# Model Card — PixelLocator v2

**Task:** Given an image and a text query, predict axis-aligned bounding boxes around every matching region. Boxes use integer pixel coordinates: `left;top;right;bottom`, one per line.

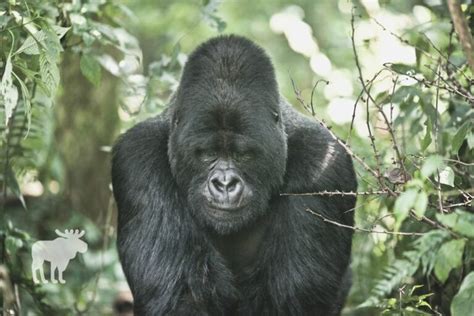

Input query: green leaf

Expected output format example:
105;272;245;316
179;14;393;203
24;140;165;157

394;188;418;229
5;165;26;209
413;191;428;218
452;121;472;153
5;235;23;256
389;63;417;75
451;272;474;316
80;54;102;86
436;210;474;238
421;118;432;151
467;132;474;149
39;51;60;97
15;26;70;55
421;155;444;178
434;239;466;283
13;73;32;129
437;166;455;187
1;54;18;125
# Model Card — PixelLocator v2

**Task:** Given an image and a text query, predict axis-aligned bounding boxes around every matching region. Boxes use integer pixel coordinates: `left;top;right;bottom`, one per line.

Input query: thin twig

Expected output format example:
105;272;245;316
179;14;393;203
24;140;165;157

305;208;426;236
433;62;446;213
281;190;398;197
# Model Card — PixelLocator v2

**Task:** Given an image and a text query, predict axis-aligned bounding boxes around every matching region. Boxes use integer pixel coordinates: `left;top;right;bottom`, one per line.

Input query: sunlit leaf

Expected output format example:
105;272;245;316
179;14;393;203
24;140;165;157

421;155;444;178
452;121;471;153
1;54;18;125
394;188;418;229
413;191;428;218
15;26;70;55
436;166;454;187
39;52;60;97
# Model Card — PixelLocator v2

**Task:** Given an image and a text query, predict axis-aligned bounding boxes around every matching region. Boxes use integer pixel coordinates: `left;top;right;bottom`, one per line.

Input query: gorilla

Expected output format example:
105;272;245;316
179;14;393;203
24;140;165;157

112;35;357;315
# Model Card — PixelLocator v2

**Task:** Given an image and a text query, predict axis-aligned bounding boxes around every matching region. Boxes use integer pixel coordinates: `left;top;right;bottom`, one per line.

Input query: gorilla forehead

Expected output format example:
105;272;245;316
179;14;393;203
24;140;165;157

176;35;279;111
180;104;272;148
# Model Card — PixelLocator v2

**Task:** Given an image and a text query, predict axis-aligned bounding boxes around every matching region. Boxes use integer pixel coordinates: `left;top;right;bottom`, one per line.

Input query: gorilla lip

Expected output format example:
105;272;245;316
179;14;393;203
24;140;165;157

207;204;244;213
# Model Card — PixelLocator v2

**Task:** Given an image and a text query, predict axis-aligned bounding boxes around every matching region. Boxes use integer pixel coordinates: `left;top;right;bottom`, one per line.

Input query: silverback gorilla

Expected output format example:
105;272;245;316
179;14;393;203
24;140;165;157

112;35;357;315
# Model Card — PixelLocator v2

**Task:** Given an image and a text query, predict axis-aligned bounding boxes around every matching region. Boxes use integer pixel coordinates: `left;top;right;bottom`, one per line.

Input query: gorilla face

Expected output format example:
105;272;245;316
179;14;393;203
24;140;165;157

166;36;289;234
169;99;287;234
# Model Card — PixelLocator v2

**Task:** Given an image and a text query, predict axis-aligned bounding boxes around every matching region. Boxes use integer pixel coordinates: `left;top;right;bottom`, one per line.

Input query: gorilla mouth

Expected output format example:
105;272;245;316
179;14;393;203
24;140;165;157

204;202;252;221
207;203;245;214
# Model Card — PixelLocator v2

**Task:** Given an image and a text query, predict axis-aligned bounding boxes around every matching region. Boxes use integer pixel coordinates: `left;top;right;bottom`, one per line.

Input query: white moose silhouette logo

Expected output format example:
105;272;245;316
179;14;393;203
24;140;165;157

31;229;88;284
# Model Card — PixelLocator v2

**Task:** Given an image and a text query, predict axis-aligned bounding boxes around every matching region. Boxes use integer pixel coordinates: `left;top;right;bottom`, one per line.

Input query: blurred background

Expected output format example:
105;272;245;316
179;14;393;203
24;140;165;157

0;0;473;315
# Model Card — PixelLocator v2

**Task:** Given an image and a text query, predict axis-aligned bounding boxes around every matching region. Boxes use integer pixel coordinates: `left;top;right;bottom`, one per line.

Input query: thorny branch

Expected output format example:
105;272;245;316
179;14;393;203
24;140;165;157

305;208;426;236
286;9;473;237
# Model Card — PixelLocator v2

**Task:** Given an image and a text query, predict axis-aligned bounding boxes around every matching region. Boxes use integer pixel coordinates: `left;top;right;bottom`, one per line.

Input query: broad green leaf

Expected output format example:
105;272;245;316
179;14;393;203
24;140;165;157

451;272;474;316
39;52;60;97
1;54;18;125
413;191;428;218
80;54;102;86
434;239;466;283
394;188;418;229
421;118;432;151
436;212;457;228
452;121;472;153
15;26;70;55
436;210;474;238
437;166;455;187
421;155;444;178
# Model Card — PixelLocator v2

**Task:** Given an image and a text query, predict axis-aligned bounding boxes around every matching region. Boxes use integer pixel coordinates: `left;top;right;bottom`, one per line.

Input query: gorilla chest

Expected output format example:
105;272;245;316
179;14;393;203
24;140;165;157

209;220;267;273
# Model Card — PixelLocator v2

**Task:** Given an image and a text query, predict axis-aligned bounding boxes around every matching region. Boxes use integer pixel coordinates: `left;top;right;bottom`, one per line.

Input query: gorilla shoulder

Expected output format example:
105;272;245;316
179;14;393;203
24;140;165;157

280;99;357;195
111;113;171;219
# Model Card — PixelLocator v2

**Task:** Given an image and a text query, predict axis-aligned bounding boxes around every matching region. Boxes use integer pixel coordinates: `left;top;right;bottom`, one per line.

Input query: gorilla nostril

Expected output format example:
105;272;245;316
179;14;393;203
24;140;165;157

208;170;244;203
211;177;225;192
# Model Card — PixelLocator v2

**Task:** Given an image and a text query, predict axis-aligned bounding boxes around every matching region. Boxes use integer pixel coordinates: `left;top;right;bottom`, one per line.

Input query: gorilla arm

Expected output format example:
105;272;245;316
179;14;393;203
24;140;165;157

112;114;237;315
256;99;357;315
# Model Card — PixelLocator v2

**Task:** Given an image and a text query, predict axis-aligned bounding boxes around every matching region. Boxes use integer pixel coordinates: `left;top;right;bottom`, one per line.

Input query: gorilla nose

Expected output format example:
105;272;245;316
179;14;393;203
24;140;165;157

208;169;243;205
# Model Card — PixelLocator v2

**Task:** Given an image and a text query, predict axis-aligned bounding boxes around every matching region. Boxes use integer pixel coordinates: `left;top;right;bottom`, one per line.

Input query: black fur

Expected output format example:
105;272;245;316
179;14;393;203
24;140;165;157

112;35;357;315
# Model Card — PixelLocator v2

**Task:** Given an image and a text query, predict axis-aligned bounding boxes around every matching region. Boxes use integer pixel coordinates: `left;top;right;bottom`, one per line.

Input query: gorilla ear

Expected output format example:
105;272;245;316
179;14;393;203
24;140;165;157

273;111;280;123
170;108;180;129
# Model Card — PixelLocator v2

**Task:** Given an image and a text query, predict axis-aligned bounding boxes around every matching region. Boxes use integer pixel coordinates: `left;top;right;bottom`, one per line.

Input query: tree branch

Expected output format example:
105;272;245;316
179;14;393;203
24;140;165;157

447;0;474;71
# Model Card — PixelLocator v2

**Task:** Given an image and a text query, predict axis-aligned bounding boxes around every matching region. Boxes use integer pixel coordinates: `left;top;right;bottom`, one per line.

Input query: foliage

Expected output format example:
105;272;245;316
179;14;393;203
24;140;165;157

345;3;474;315
0;0;473;315
0;0;148;314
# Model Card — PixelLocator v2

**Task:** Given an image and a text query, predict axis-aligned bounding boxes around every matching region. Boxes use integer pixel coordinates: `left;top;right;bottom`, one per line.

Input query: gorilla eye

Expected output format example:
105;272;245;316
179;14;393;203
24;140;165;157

234;151;254;162
196;149;218;163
